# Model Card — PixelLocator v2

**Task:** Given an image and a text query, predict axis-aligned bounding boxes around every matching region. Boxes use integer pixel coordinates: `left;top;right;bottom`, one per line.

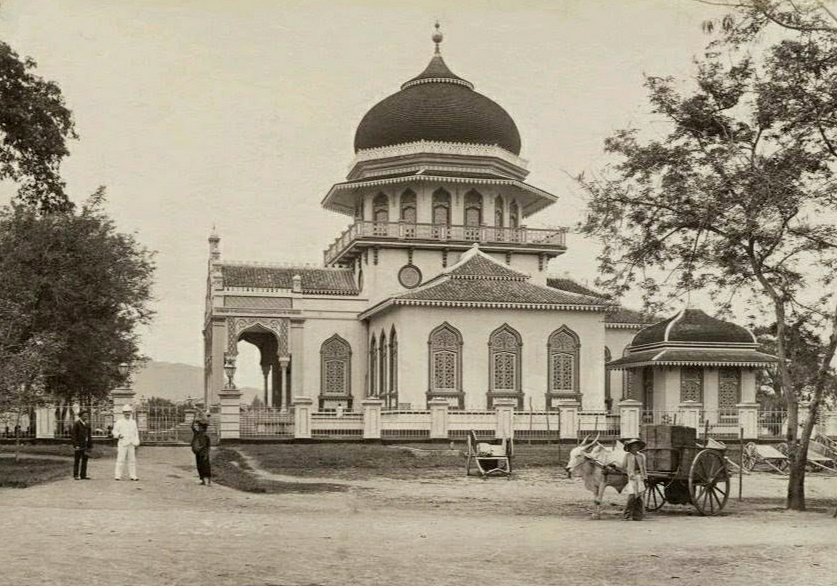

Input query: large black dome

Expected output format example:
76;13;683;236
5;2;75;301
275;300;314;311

353;52;521;155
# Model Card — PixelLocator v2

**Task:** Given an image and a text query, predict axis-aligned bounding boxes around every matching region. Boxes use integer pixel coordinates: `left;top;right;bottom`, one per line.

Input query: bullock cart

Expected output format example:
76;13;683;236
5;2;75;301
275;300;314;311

741;442;788;474
642;425;730;516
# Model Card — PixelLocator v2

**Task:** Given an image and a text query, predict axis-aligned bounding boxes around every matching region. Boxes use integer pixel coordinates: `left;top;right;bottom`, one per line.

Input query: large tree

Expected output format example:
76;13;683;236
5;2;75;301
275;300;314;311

0;41;76;213
0;189;155;404
579;7;837;508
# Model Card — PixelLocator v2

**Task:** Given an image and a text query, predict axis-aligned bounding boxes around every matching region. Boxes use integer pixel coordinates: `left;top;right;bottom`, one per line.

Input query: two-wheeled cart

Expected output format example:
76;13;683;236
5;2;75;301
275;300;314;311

642;425;730;516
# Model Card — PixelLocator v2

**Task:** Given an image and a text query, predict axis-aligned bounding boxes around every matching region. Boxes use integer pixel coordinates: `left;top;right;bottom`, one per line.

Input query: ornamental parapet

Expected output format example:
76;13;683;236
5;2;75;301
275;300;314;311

324;220;567;265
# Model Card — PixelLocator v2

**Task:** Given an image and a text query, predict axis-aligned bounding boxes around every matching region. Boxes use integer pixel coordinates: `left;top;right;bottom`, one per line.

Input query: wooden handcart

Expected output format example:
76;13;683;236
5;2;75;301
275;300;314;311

741;442;788;474
465;430;513;479
642;426;730;516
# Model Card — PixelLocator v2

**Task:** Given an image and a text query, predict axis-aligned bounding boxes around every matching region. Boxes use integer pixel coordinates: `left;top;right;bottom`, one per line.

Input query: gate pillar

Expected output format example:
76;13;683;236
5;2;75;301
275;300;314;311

218;388;242;440
737;402;759;440
428;398;450;439
619;399;642;439
35;406;56;439
362;398;384;440
494;398;516;440
293;396;313;439
678;401;701;430
556;399;580;440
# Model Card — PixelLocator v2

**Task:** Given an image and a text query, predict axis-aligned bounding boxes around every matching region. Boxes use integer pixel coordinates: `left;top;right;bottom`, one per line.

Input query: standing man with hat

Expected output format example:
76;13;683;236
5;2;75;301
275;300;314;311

622;438;648;520
71;409;93;480
112;404;141;481
190;411;212;485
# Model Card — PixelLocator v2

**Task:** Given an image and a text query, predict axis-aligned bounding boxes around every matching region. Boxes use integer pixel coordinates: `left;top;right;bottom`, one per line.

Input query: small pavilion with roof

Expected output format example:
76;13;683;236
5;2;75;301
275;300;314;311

607;308;777;432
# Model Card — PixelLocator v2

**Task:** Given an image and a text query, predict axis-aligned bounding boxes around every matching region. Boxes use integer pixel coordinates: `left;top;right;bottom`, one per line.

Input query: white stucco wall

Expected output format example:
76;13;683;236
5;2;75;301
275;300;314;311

368;305;607;411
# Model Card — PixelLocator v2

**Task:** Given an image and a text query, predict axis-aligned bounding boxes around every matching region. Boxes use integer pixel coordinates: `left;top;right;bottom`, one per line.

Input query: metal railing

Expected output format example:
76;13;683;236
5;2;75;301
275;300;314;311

240;407;294;439
324;220;567;264
310;411;363;440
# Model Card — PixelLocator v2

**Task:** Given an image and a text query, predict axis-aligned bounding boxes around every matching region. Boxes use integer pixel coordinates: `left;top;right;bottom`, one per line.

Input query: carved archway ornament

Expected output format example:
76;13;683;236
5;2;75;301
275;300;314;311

227;317;290;357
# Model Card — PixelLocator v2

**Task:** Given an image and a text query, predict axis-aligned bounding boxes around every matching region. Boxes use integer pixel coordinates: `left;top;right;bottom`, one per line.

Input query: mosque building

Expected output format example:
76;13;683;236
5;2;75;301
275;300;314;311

203;27;770;430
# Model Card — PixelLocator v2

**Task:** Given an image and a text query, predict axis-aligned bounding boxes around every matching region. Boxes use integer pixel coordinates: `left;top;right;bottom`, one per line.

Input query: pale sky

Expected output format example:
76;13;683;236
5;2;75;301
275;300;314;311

1;0;728;383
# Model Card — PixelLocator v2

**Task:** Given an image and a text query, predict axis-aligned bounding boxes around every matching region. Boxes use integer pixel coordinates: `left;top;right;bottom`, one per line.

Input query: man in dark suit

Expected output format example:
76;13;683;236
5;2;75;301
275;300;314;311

71;410;93;480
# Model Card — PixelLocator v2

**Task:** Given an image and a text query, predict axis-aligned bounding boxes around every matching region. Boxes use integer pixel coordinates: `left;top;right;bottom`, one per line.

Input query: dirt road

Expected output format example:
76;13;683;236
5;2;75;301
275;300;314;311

1;447;834;586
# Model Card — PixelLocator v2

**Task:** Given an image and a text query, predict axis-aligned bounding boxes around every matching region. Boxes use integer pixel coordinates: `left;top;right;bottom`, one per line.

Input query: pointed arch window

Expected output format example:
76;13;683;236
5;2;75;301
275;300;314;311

389;328;398;409
379;331;388;399
546;326;580;408
400;189;417;237
320;335;352;409
494;195;505;240
427;322;464;408
487;324;523;408
604;346;613;411
354;198;365;220
464;190;483;241
432;188;451;239
509;200;520;242
369;335;378;397
373;193;389;235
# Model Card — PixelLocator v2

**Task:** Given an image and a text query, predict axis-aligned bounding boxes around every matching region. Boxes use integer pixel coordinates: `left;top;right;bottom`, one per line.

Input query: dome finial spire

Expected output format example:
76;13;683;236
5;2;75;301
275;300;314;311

432;21;443;54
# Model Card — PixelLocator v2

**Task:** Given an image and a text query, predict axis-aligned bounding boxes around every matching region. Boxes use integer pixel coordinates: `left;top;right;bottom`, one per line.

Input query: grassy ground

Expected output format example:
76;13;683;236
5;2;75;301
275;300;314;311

210;448;348;494
0;443;113;458
227;442;568;480
0;457;70;488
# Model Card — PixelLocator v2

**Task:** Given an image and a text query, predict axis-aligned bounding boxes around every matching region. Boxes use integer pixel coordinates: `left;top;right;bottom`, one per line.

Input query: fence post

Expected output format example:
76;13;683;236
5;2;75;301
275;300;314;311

678;400;701;430
556;399;580;440
218;389;242;440
428;398;450;439
293;396;313;439
35;405;56;439
619;398;642;439
494;398;516;440
362;398;384;440
737;402;759;440
110;388;136;419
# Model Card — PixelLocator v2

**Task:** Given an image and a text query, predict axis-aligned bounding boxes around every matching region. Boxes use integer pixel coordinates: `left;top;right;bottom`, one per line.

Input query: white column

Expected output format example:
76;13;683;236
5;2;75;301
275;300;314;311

619;398;642;439
293;396;313;439
279;358;290;413
428;398;449;439
262;364;271;407
737;402;759;439
678;400;702;430
218;389;242;440
494;398;516;440
362;398;384;440
556;399;580;440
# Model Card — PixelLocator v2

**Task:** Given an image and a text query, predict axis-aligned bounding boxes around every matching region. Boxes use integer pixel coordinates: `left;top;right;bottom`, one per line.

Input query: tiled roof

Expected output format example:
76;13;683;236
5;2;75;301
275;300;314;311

221;265;358;295
360;246;609;318
547;277;606;298
445;251;529;280
605;307;658;325
632;308;755;347
608;348;777;369
397;278;608;305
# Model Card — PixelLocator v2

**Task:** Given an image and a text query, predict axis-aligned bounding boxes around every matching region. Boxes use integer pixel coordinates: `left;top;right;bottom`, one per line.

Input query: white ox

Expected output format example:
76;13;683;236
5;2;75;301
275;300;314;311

565;436;629;519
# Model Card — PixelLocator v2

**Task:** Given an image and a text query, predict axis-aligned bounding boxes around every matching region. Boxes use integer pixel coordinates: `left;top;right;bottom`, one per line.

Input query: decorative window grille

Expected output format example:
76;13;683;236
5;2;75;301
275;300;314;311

320;335;352;399
428;323;462;397
680;367;704;403
718;368;740;422
464;190;482;241
547;327;579;399
488;325;521;400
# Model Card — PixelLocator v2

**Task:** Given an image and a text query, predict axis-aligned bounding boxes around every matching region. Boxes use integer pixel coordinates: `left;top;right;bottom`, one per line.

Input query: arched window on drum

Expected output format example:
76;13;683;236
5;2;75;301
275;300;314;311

373;193;389;236
400;189;417;238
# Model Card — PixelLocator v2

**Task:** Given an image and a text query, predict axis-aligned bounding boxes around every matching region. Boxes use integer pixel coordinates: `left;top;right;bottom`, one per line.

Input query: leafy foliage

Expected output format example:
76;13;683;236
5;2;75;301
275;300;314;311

0;42;76;213
0;190;155;403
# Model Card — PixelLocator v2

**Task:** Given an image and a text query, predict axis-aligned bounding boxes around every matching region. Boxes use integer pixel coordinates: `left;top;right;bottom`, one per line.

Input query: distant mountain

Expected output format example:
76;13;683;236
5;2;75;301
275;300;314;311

131;361;259;404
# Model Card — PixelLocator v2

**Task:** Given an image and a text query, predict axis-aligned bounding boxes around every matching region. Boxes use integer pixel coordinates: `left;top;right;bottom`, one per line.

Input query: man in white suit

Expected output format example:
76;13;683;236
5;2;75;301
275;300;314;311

112;404;141;481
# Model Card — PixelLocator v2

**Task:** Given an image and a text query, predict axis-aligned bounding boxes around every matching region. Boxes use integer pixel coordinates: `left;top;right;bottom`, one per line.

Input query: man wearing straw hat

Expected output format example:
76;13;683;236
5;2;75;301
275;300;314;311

112;404;141;481
622;437;648;520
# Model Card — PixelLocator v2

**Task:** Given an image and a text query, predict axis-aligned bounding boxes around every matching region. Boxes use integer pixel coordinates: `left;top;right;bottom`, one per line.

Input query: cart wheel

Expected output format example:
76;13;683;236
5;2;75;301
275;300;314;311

645;480;666;511
776;442;788;456
689;449;730;516
742;442;758;472
775;442;790;472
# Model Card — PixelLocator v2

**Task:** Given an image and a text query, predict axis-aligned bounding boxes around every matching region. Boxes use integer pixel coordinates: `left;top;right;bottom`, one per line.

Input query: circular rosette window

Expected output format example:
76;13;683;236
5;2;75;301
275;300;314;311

398;264;422;289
